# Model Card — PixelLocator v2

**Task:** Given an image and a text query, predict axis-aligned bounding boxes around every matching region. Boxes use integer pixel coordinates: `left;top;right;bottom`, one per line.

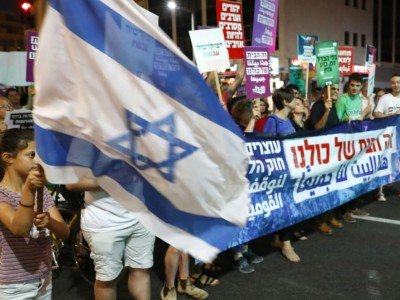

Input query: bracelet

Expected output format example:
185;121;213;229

19;201;35;208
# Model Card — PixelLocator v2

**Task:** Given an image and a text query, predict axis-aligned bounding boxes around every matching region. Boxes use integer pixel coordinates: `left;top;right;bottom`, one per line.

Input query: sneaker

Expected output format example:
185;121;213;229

317;222;333;235
161;285;177;300
243;249;264;264
377;192;386;202
177;278;208;300
343;212;356;223
349;208;370;216
236;257;255;274
329;218;344;229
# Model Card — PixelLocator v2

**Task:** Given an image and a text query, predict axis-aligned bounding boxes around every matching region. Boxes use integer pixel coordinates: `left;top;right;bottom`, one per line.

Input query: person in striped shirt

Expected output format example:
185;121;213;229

0;129;69;300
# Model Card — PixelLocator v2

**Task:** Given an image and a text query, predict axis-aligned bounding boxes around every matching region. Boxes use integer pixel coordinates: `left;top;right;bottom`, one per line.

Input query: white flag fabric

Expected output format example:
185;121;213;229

34;0;249;262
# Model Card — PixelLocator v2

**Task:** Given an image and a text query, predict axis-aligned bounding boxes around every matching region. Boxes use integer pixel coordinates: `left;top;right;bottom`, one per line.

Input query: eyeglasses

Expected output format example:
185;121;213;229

0;103;13;108
330;87;338;91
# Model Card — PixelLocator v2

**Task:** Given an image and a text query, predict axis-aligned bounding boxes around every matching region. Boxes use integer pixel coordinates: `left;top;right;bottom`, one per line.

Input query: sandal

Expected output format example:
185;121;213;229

201;263;221;275
190;273;220;286
293;229;308;241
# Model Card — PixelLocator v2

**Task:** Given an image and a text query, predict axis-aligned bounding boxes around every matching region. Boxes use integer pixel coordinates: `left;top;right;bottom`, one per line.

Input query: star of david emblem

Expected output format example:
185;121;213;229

106;110;198;182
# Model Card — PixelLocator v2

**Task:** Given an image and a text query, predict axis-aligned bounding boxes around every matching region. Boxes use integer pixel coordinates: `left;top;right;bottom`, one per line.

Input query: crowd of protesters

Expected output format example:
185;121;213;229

0;71;399;300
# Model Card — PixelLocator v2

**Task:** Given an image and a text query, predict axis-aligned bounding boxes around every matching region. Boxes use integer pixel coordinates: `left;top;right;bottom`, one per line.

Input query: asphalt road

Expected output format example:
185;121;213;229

52;183;400;300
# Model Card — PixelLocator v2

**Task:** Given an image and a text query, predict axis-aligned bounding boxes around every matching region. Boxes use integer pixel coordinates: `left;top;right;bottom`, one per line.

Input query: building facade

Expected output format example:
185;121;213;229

0;12;25;51
149;0;399;88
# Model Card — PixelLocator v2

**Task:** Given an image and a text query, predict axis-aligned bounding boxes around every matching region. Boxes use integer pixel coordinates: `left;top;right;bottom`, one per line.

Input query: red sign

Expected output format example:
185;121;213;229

216;0;245;59
352;65;369;74
338;46;354;76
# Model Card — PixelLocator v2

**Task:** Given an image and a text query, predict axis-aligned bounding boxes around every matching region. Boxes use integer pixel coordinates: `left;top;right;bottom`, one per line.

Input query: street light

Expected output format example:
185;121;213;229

20;1;33;13
167;1;177;10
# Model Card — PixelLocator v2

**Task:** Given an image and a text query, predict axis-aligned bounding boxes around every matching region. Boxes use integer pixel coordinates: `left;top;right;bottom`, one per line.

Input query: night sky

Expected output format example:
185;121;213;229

0;1;20;14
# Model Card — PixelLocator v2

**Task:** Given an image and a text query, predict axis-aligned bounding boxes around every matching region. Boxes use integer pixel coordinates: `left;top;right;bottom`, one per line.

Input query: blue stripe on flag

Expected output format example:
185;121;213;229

49;0;241;137
35;124;242;249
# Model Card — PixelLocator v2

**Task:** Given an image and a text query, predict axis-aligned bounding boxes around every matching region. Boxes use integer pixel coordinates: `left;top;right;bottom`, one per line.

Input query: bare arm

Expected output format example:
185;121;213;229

66;178;101;191
47;206;70;239
373;110;400;119
314;99;332;130
244;103;260;133
360;103;372;120
226;60;245;101
314;109;330;129
0;168;45;236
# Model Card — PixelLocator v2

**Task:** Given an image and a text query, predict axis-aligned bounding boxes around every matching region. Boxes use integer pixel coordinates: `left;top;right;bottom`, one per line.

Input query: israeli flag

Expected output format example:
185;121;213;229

34;0;249;262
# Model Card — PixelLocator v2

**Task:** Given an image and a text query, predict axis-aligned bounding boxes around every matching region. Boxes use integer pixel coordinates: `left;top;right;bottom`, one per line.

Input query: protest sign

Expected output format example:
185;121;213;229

216;0;245;59
367;64;376;96
365;45;377;68
244;47;270;99
26;31;38;83
315;41;339;87
252;0;279;53
228;116;400;248
297;35;318;64
338;46;354;76
289;64;305;96
5;109;33;129
269;56;279;77
353;65;369;74
189;28;230;73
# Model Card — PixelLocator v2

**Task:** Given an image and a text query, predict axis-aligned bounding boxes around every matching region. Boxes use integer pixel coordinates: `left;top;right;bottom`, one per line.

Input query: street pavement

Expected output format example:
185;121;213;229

52;183;400;300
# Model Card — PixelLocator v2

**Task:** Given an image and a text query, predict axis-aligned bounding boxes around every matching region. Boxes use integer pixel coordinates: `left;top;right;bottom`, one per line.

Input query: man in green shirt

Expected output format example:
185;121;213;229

335;73;371;223
336;73;371;121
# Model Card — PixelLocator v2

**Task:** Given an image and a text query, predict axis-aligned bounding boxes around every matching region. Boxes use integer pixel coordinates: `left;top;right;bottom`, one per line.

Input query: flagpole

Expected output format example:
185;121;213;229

32;0;47;213
213;71;226;109
305;63;309;100
33;0;48;33
328;84;331;99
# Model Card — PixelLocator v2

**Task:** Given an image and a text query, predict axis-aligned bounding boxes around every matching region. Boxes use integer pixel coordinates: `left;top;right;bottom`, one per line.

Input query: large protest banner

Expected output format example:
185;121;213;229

228;116;400;248
316;41;339;87
252;0;279;53
216;0;245;59
34;0;249;262
244;47;270;99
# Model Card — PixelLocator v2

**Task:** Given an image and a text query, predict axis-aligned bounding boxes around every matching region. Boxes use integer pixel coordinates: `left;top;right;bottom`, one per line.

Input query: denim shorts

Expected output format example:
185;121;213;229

83;222;155;282
0;274;52;300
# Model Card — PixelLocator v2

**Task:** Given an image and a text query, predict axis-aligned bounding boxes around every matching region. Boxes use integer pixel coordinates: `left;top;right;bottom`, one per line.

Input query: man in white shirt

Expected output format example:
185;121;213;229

373;73;400;118
67;179;155;300
373;74;400;202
